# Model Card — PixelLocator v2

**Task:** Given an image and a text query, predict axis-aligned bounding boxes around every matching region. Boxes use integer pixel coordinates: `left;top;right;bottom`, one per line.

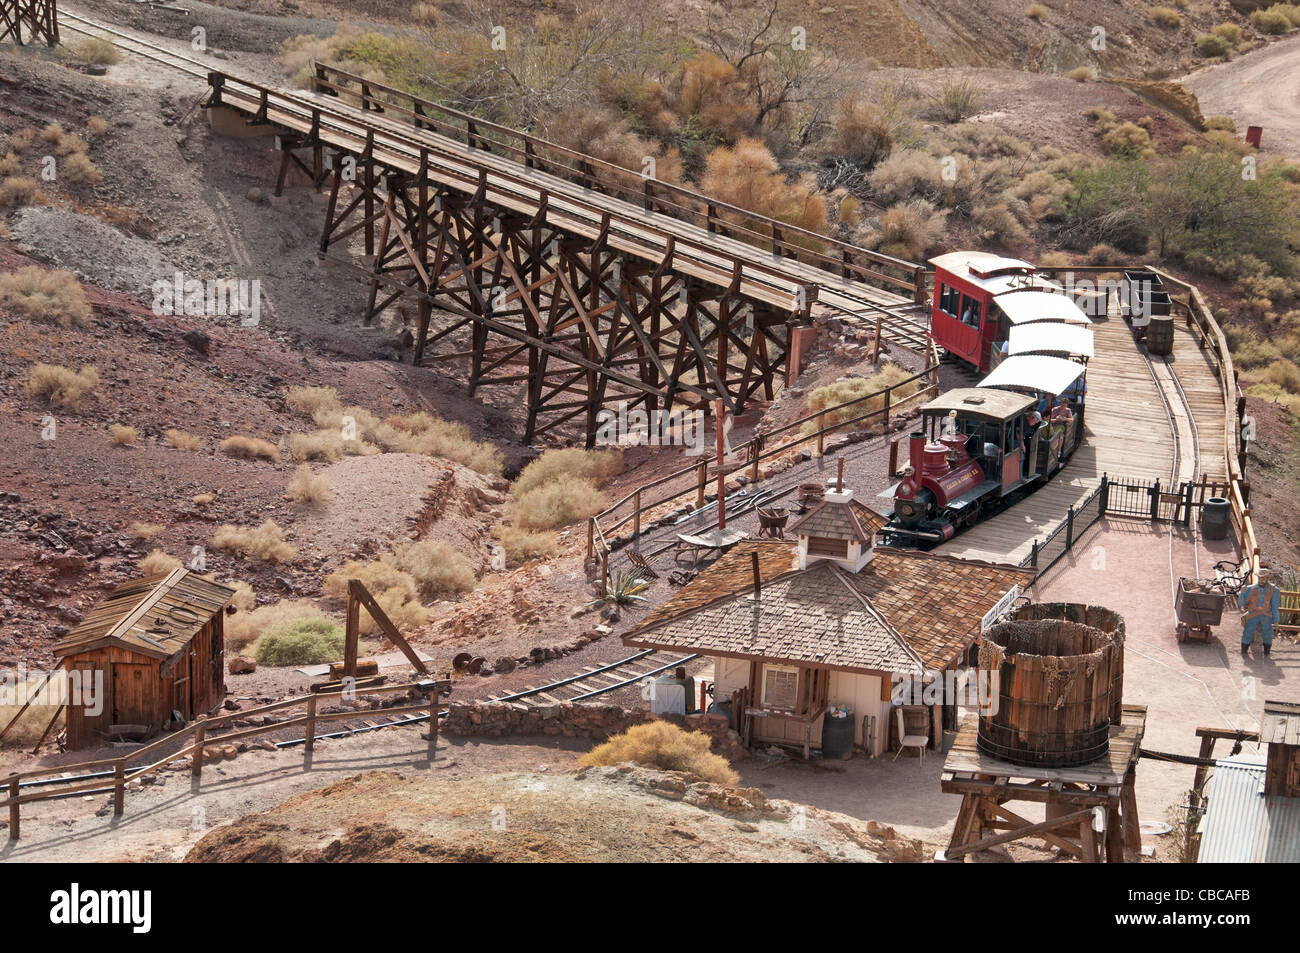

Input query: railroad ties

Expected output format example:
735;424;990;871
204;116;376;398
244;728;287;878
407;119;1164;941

481;650;700;709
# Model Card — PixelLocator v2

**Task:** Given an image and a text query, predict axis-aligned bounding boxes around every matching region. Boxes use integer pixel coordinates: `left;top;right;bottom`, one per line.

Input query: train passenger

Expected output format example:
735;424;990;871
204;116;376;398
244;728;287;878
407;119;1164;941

1050;398;1074;422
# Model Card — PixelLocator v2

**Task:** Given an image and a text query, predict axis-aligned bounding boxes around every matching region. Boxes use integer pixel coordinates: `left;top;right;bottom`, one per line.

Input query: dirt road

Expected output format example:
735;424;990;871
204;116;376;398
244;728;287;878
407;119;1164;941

1183;34;1300;158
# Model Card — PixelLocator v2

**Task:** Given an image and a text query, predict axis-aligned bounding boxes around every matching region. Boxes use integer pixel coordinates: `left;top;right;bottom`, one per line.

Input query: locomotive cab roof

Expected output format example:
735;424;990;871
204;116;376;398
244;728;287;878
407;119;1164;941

920;387;1037;422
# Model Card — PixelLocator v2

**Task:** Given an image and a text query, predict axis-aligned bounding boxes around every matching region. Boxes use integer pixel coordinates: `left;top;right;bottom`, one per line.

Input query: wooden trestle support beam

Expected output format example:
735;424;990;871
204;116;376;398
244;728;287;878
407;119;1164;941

0;0;58;45
938;705;1147;863
304;145;806;445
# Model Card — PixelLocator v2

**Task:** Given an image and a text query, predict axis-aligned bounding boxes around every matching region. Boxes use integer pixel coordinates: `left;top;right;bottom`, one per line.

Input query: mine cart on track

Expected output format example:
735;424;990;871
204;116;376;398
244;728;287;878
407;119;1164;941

1175;577;1227;643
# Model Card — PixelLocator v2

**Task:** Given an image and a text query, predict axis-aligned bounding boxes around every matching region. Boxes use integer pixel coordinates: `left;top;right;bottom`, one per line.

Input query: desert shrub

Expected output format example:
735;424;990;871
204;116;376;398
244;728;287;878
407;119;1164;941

1205;114;1236;132
1251;7;1293;33
23;363;99;408
210;520;297;564
64;37;121;65
108;423;139;446
1067;66;1094;82
1195;33;1233;57
393;412;503;474
858;199;947;259
0;266;90;325
0;676;64;747
223;598;324;651
87;116;109;137
927;77;982;124
1086;243;1122;265
286;464;332;505
0;175;44;208
1264;358;1300;393
1276;3;1300;26
1037;251;1073;268
62;152;102;185
511;480;606;530
38;123;88;157
1100;121;1152;157
971;200;1030;245
1148;7;1182;28
323;558;429;634
493;524;556;565
0;152;20;177
826;94;895;169
138;550;182;574
253;618;346;666
219;435;281;462
1212;23;1242;43
803;364;921;434
837;195;862;228
291;430;345;461
867;149;944;204
165;428;204;451
513;448;623;496
192;492;215;506
579;721;738;785
1027;3;1049;20
699;138;828;238
128;521;163;539
284;384;342;417
391;538;477;598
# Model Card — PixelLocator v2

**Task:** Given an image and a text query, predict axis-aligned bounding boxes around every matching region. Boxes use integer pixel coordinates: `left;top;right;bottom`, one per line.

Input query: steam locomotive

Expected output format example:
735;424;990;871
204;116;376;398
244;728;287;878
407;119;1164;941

883;252;1092;544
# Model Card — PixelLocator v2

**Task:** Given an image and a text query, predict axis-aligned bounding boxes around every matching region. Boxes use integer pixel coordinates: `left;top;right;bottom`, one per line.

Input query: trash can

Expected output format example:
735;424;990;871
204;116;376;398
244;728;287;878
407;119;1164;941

821;706;854;760
1201;497;1231;540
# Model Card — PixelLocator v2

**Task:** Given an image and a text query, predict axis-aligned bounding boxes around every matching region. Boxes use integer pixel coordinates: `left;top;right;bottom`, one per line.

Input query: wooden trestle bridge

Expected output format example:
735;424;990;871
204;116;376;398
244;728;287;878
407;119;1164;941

205;65;930;444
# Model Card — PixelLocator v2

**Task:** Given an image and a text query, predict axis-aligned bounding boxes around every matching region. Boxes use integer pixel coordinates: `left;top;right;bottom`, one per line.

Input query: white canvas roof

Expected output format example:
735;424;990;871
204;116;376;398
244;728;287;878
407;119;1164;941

978;355;1086;396
930;251;1060;296
997;290;1092;326
1007;322;1095;358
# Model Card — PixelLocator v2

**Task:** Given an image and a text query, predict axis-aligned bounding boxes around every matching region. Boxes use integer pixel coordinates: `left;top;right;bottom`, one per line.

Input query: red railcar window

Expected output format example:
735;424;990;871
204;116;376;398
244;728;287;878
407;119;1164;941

960;294;982;328
939;284;960;317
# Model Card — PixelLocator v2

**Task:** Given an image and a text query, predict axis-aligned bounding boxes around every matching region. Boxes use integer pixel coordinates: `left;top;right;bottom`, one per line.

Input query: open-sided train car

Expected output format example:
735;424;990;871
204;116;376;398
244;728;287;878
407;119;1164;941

882;357;1087;544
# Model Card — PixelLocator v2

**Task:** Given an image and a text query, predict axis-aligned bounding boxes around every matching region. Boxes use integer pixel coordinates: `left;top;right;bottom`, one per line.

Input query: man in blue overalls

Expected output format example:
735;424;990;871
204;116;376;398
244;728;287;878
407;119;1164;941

1239;569;1280;657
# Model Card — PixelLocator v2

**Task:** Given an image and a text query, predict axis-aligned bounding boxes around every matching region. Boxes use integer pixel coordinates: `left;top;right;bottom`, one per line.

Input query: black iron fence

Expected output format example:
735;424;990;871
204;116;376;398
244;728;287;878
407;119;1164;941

1021;474;1235;576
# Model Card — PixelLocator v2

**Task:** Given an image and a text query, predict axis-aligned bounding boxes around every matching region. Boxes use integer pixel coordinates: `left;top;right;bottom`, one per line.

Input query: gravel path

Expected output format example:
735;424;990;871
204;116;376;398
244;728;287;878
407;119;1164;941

1183;31;1300;158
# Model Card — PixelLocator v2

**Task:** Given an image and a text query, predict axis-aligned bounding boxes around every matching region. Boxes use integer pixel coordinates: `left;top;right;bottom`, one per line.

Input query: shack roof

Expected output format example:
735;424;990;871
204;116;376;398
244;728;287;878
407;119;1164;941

1261;700;1300;746
929;252;1060;296
55;569;237;661
922;387;1036;421
1196;755;1300;863
626;541;1034;671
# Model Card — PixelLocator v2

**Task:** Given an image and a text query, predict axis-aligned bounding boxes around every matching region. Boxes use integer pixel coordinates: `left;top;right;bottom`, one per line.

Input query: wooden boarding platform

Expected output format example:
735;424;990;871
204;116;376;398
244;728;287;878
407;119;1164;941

940;314;1176;565
939;704;1147;863
1167;322;1230;483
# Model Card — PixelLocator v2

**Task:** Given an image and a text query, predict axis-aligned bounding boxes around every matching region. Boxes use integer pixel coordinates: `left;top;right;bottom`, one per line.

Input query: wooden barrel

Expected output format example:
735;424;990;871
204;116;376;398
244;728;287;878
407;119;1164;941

978;617;1121;768
1008;603;1125;723
1147;315;1174;356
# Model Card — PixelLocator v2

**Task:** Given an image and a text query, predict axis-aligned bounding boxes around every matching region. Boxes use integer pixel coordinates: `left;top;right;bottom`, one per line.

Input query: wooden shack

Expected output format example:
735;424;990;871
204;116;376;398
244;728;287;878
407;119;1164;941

55;568;236;748
1262;700;1300;798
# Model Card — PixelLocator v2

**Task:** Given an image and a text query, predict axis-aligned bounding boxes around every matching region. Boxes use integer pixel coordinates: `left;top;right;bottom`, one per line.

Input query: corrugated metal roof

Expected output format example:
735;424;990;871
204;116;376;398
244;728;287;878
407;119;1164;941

922;387;1036;421
55;568;237;661
1196;755;1300;863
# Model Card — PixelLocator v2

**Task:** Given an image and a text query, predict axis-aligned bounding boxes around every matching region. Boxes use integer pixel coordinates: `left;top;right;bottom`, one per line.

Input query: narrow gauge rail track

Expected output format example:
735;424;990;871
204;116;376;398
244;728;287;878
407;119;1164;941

58;9;212;79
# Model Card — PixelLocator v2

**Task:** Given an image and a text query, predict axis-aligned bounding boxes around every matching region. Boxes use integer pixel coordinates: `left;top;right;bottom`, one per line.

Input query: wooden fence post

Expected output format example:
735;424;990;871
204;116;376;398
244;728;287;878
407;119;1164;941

632;490;641;539
873;313;882;363
7;773;17;841
1065;505;1075;552
883;387;891;429
1150;479;1161;522
427;690;439;761
113;762;125;817
817;412;826;455
586;518;594;562
304;695;318;757
1100;473;1109;513
191;716;207;781
696;460;707;509
750;437;761;483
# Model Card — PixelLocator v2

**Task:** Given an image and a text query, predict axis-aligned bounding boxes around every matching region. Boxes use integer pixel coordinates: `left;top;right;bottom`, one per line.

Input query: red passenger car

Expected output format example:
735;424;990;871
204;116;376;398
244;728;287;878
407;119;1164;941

929;252;1065;373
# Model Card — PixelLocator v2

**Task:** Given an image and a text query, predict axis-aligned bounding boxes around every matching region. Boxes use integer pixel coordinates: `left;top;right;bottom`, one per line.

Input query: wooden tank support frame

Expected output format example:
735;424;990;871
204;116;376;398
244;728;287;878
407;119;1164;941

0;0;58;46
939;705;1146;863
310;147;799;445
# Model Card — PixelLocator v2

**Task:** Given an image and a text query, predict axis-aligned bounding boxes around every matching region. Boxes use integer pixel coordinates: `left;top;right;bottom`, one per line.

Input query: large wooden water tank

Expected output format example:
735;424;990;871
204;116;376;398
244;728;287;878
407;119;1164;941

978;608;1124;768
1007;603;1125;723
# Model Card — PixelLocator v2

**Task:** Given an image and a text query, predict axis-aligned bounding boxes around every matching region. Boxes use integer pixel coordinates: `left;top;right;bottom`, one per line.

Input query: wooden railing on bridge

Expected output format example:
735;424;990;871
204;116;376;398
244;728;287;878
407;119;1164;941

3;680;447;841
311;64;926;302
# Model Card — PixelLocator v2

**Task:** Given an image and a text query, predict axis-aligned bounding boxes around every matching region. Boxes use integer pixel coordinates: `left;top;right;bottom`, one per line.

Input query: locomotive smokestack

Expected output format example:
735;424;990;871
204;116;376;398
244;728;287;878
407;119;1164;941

908;431;925;473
